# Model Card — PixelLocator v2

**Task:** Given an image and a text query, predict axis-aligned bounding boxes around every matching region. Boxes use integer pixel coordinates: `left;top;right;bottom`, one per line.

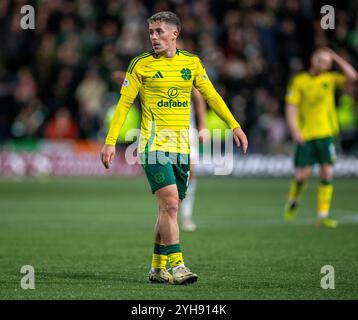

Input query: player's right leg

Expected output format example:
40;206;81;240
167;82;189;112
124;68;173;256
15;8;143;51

156;185;198;285
149;215;174;284
143;151;197;284
284;141;314;221
142;152;177;284
284;166;311;220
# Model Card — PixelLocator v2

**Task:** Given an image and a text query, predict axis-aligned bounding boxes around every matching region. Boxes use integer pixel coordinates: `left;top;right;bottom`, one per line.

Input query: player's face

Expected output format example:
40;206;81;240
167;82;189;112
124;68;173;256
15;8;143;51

149;21;178;53
311;51;332;73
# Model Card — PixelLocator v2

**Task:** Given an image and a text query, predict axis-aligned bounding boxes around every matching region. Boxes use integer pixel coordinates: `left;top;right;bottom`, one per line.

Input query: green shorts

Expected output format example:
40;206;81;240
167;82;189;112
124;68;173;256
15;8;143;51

294;137;336;167
140;151;190;200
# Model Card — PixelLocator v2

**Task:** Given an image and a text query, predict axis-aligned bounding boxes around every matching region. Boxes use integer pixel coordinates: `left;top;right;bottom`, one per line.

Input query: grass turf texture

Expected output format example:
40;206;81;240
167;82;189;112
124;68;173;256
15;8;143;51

0;177;357;300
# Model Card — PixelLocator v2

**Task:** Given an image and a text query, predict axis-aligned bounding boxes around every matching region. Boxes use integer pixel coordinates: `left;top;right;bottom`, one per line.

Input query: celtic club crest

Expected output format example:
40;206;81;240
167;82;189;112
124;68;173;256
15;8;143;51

181;68;191;80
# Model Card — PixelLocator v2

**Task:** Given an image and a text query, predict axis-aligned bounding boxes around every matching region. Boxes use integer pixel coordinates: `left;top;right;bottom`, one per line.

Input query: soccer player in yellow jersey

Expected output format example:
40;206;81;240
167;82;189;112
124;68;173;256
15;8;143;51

100;11;248;284
284;48;357;228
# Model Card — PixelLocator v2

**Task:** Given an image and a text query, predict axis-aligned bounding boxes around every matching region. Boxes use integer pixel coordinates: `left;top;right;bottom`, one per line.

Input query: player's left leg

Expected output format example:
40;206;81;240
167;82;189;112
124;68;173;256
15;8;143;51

317;164;338;228
180;162;197;231
180;128;199;231
316;137;338;228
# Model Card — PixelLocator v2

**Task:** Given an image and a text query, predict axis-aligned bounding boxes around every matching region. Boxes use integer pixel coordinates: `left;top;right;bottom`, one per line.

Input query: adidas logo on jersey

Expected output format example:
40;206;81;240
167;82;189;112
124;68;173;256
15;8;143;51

153;71;164;78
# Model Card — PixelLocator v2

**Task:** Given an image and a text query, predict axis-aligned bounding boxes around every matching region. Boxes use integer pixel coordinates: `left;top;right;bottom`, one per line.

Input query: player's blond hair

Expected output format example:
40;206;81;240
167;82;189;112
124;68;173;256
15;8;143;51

147;11;181;33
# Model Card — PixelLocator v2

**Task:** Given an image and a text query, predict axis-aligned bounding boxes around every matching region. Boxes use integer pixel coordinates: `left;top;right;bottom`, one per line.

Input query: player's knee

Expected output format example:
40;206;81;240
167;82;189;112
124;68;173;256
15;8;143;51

295;168;311;181
298;176;309;183
320;165;333;180
160;197;179;217
320;171;332;181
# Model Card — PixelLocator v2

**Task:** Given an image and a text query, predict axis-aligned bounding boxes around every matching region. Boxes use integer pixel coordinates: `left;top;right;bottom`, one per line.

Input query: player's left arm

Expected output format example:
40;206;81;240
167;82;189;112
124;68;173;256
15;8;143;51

192;87;207;135
325;48;358;83
193;58;248;153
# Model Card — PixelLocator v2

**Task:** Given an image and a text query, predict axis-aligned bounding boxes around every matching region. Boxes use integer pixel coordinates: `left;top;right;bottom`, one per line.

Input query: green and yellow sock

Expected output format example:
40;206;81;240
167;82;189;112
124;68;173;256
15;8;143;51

288;180;305;203
166;244;185;269
151;243;168;270
285;180;305;214
318;180;333;219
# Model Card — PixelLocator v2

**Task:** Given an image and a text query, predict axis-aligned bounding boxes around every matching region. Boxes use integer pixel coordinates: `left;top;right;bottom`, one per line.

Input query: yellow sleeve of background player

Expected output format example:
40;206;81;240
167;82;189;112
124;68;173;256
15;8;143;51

105;67;142;145
285;76;301;106
193;57;240;129
330;71;346;89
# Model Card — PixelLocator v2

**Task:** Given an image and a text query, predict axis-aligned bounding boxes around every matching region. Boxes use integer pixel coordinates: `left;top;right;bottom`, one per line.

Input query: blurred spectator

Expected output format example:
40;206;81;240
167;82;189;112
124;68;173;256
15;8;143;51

258;96;288;154
44;108;78;139
337;81;358;153
14;68;37;106
75;69;107;138
0;0;356;153
75;69;107;117
11;99;45;139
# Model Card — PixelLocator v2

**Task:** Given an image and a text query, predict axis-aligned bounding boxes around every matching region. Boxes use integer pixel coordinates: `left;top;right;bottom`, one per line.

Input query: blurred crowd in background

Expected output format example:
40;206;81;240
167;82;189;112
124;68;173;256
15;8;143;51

0;0;358;154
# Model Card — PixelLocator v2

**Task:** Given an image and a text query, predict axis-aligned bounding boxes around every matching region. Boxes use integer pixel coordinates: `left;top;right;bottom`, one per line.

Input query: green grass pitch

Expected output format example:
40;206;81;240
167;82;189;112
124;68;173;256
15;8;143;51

0;176;357;299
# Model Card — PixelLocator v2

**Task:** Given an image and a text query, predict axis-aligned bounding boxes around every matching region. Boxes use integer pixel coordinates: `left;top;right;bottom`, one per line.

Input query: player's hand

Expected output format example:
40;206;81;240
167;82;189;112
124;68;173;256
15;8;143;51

320;47;339;61
320;47;334;54
101;144;115;169
232;127;248;154
291;130;305;145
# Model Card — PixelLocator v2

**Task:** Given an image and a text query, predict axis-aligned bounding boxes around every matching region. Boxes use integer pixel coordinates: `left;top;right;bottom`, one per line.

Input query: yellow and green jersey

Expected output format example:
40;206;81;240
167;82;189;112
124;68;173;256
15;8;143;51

105;49;240;154
285;71;346;140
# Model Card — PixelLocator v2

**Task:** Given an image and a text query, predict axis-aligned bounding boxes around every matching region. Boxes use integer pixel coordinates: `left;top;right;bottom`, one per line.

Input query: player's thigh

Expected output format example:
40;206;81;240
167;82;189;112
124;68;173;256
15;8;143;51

316;137;336;165
294;140;316;167
142;155;177;195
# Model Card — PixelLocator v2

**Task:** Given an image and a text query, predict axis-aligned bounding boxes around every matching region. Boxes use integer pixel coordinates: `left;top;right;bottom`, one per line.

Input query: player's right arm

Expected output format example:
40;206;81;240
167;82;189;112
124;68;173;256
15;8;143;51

286;104;304;145
101;65;142;169
285;76;304;145
323;47;358;83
